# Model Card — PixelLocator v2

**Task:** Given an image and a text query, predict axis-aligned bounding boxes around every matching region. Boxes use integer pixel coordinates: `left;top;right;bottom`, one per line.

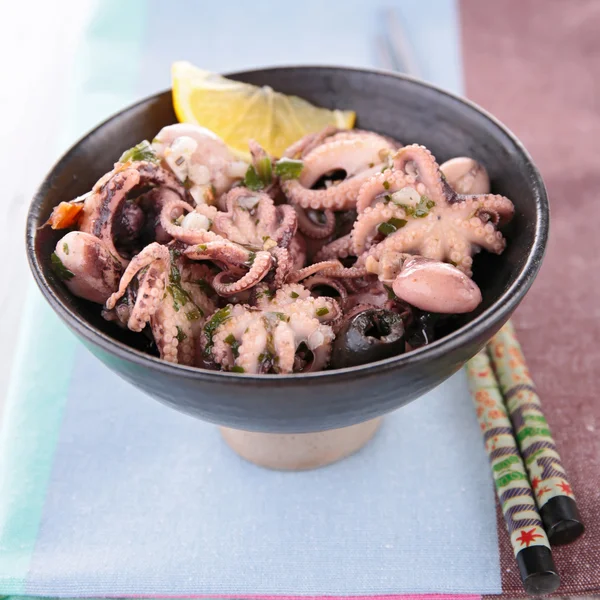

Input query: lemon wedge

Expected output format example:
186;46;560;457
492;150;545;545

171;61;356;159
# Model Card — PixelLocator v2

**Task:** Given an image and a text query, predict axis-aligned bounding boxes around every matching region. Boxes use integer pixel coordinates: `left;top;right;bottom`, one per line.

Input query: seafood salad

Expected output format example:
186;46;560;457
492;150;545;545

47;124;514;374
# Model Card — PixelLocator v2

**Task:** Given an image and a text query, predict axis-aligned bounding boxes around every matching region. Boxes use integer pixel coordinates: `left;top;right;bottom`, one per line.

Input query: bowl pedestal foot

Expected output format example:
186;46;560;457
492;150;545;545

220;417;382;471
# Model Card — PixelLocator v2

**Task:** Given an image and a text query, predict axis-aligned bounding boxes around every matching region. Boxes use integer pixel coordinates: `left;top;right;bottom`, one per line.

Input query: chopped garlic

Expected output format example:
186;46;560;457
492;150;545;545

164;136;198;182
262;237;277;250
188;163;211;186
391;186;421;206
237;195;260;210
190;184;215;206
181;211;211;231
228;160;250;179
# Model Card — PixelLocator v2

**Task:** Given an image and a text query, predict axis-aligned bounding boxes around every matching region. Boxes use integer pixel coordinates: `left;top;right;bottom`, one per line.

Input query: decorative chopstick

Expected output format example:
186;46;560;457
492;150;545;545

486;322;584;544
466;350;560;595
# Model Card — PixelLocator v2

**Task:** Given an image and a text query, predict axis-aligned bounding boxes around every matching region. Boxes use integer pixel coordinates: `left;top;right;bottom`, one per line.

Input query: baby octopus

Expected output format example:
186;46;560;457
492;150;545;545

202;284;339;374
105;243;216;365
49;121;515;371
352;144;514;277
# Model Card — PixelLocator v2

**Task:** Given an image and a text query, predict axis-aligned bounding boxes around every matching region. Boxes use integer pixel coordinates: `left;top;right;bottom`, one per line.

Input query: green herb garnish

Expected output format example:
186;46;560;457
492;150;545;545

256;156;273;184
290;291;299;299
383;194;392;203
382;180;390;190
198;244;207;251
414;195;436;218
166;285;191;311
258;288;275;300
51;252;74;281
62;243;69;255
274;158;304;180
119;140;159;164
225;333;241;358
203;305;233;355
231;365;245;373
315;307;329;317
247;251;256;266
243;165;263;190
186;307;203;321
176;326;187;342
377;217;408;236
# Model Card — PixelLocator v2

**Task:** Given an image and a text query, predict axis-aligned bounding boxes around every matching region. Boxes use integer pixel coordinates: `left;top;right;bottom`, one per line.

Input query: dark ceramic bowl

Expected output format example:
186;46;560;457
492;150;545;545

26;66;548;433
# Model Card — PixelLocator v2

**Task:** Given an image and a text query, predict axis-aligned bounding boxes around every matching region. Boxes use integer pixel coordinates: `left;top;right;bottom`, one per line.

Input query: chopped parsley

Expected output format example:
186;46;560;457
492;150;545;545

382;180;390;190
315;307;329;317
392;195;435;218
274;158;304;180
414;195;436;218
185;307;203;321
257;288;275;300
231;366;245;373
62;242;69;255
377;217;408;236
243;165;263;190
175;326;187;342
203;306;233;355
166;284;191;311
118;140;159;164
51;252;74;281
246;251;256;267
225;333;241;358
290;291;299;299
255;156;273;183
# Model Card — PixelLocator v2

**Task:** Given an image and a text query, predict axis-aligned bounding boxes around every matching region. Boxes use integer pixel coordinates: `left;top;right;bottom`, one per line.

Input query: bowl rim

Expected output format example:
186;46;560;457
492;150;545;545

26;64;549;384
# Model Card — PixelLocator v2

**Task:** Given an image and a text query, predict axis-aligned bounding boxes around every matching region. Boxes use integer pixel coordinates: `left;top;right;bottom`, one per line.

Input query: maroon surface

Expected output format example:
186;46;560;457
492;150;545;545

461;0;600;596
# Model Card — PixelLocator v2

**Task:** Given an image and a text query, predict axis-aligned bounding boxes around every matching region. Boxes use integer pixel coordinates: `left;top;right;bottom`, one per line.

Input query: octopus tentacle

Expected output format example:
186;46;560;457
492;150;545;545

160;196;220;245
352;202;410;255
281;136;396;211
272;204;298;247
294;206;336;239
106;243;170;310
283;126;339;158
302;275;349;306
392;145;446;202
211;251;273;296
270;246;294;289
313;233;354;261
287;260;343;283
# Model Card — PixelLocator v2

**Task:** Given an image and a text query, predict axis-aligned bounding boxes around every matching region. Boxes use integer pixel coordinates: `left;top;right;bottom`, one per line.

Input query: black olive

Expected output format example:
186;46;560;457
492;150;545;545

330;309;405;369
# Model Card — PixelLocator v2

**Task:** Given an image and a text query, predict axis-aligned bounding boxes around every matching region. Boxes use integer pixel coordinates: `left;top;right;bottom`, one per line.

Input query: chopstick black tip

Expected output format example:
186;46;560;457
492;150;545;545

541;496;585;545
516;546;560;595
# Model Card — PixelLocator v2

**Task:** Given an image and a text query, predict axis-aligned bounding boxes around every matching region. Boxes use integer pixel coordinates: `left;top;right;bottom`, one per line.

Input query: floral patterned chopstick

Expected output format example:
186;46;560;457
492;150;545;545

466;349;560;595
486;322;584;545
